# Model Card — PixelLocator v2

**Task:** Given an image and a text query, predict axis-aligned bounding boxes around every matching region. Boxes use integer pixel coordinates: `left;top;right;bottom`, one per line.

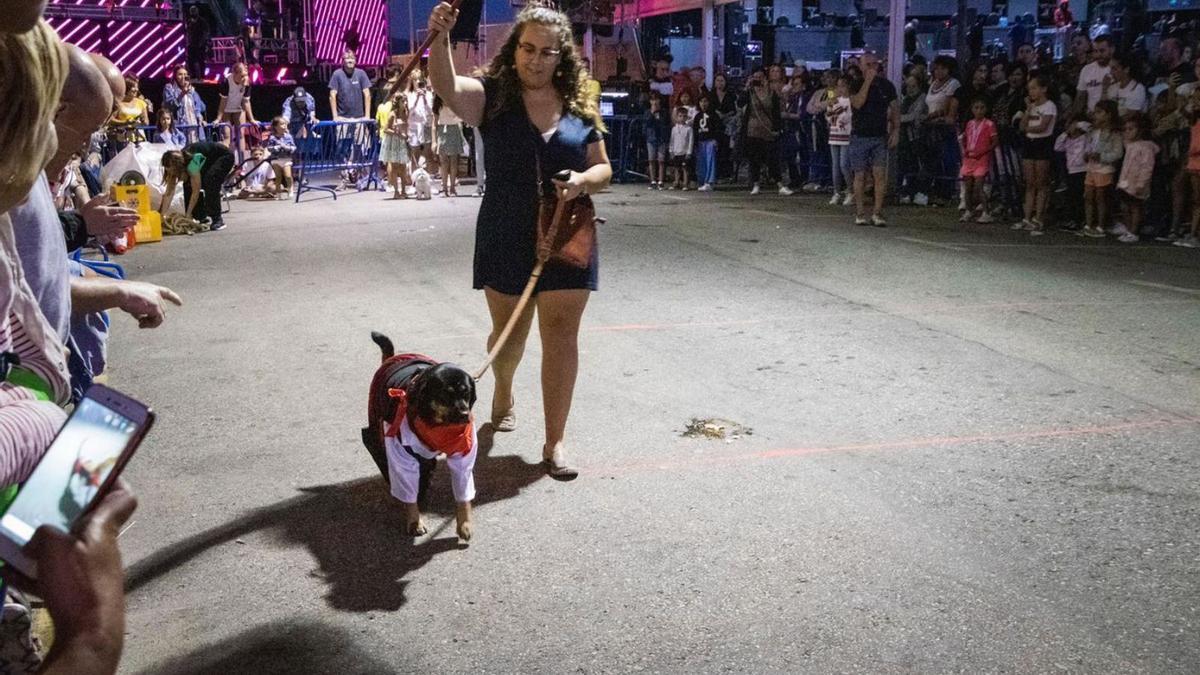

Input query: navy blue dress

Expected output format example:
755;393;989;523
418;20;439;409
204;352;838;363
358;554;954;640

474;78;602;295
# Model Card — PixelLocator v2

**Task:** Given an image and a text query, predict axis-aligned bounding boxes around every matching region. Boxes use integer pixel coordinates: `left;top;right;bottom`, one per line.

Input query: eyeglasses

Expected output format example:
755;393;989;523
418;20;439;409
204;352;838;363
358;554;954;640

518;42;561;62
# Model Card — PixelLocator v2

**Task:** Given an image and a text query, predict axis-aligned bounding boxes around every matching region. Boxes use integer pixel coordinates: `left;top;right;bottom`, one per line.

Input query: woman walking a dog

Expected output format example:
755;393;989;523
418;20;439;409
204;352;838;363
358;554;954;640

426;1;611;478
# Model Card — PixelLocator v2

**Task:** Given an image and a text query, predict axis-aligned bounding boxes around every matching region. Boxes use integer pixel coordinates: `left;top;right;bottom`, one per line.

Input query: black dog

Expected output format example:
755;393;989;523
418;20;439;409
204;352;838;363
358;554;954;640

362;332;477;538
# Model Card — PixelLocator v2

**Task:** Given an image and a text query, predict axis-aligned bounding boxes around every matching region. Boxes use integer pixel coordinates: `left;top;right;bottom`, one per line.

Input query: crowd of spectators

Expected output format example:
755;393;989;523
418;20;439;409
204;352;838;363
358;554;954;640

1;10;187;674
632;31;1200;245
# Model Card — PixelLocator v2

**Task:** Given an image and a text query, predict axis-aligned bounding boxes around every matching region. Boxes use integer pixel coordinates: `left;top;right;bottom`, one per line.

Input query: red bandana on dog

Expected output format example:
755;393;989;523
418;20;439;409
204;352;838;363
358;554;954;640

385;387;475;456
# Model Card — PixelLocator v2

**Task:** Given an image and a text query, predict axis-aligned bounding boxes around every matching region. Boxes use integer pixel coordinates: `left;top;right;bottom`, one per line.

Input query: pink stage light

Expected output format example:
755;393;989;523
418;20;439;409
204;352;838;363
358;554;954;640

46;0;184;78
311;0;387;66
277;67;289;82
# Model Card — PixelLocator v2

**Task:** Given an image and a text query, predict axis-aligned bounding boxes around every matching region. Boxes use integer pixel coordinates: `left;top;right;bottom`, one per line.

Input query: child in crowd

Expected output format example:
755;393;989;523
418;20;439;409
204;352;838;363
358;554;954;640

1182;100;1200;247
1054;115;1091;230
1017;74;1056;235
803;69;838;192
265;116;296;199
238;146;276;199
669;106;694;190
678;91;698;124
959;98;998;223
826;76;853;206
1116;112;1157;243
693;95;719;191
153;108;186;147
433;95;466;197
643;94;669;189
1081;99;1123;238
1158;88;1198;242
406;75;435;179
378;87;411;199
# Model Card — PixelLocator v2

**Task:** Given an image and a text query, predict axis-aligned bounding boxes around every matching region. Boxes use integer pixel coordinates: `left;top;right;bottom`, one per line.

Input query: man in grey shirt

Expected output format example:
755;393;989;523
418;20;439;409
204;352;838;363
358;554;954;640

329;50;372;119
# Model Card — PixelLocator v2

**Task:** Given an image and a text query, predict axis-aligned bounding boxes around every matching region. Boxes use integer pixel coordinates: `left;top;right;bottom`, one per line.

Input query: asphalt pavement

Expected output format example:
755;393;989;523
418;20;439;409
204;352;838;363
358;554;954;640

109;182;1199;673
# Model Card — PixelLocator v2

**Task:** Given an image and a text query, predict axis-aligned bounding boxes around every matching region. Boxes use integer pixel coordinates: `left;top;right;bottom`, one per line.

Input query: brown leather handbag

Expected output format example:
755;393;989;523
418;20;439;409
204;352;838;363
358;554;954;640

534;152;602;269
536;191;600;268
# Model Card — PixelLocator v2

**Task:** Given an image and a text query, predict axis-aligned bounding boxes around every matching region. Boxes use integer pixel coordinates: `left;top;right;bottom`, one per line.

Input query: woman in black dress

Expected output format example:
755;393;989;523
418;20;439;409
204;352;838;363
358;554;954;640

427;1;612;478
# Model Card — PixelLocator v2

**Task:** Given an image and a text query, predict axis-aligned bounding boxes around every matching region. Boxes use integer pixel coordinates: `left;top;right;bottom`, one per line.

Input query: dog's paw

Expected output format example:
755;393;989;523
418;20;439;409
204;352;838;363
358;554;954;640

406;519;428;536
456;521;472;542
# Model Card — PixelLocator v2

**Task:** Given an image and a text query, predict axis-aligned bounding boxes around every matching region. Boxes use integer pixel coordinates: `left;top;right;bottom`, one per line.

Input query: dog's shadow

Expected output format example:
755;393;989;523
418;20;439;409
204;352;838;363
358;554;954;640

126;425;544;613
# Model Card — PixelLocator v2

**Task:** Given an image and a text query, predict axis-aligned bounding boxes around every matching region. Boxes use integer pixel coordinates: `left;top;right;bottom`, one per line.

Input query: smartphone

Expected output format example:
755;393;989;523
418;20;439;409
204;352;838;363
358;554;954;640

0;384;153;579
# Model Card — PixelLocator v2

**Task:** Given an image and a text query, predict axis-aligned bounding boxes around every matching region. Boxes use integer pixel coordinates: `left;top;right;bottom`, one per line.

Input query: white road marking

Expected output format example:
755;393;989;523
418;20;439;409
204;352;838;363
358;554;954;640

1125;280;1200;297
894;236;969;252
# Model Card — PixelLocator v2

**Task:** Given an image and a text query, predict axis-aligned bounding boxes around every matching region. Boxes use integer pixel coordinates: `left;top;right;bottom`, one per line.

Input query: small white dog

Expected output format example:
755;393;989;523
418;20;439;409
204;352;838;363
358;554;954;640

411;160;432;200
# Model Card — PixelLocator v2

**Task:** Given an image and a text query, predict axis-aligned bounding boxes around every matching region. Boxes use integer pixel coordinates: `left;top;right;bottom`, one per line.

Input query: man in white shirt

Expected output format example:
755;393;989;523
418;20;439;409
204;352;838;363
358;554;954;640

1076;35;1113;113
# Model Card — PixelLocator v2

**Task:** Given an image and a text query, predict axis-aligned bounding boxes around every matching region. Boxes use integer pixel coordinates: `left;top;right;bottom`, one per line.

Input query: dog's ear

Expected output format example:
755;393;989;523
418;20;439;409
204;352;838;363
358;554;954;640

467;374;477;408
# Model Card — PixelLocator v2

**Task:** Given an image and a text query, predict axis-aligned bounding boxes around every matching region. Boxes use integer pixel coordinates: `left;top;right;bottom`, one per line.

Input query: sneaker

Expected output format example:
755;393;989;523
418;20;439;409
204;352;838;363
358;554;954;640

210;221;227;231
667;184;678;190
1173;235;1198;247
802;182;820;192
1083;226;1106;238
476;185;486;197
1154;232;1180;242
698;184;713;192
977;211;996;224
957;198;968;212
647;182;657;190
1029;226;1045;236
1108;222;1129;236
842;193;855;206
779;185;794;196
682;185;692;191
829;192;842;205
959;211;972;223
855;216;870;226
913;192;929;206
1118;232;1140;243
750;184;761;195
871;214;888;227
1012;219;1029;230
899;195;912;205
1023;219;1038;231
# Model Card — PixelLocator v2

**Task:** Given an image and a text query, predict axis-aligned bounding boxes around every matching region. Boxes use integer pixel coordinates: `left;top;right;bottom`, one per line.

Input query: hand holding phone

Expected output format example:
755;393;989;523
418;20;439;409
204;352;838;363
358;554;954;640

0;385;153;580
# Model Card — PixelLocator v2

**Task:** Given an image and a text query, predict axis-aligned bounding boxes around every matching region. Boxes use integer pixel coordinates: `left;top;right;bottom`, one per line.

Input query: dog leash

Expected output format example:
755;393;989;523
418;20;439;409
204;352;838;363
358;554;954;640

471;182;572;381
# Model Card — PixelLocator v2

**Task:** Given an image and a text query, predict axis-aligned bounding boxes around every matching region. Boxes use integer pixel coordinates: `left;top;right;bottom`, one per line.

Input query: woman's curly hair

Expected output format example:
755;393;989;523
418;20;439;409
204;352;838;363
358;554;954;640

483;4;605;133
0;20;67;212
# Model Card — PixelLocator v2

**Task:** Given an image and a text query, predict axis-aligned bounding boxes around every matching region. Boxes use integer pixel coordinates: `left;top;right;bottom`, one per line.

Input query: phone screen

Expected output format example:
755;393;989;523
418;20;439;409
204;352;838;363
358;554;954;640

0;398;140;545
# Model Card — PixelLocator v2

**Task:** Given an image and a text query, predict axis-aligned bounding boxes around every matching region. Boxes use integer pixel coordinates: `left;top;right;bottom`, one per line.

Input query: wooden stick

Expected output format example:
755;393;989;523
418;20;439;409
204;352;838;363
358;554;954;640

386;0;465;101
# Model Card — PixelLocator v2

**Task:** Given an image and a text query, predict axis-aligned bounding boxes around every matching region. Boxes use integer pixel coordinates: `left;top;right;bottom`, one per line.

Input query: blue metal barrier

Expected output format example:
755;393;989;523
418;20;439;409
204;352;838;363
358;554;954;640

293;120;381;202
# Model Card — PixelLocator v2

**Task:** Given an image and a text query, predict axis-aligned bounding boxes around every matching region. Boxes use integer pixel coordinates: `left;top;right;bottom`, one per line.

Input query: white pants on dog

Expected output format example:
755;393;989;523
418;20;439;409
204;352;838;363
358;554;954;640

384;417;477;504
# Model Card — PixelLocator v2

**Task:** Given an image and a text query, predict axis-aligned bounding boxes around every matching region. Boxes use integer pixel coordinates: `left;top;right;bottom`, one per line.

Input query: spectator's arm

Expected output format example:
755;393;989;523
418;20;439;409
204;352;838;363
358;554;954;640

215;95;228;122
195;92;206;118
806;91;826;115
70;277;182;327
162;85;180;113
1054;132;1068;152
851;71;875;110
362;85;372;120
888;99;900;147
242;97;256;125
329;91;339;121
281;97;293;121
943;97;959;124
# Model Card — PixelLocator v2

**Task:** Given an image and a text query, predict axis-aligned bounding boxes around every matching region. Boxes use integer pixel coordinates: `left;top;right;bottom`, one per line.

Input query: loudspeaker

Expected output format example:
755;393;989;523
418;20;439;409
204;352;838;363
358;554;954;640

450;0;483;43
